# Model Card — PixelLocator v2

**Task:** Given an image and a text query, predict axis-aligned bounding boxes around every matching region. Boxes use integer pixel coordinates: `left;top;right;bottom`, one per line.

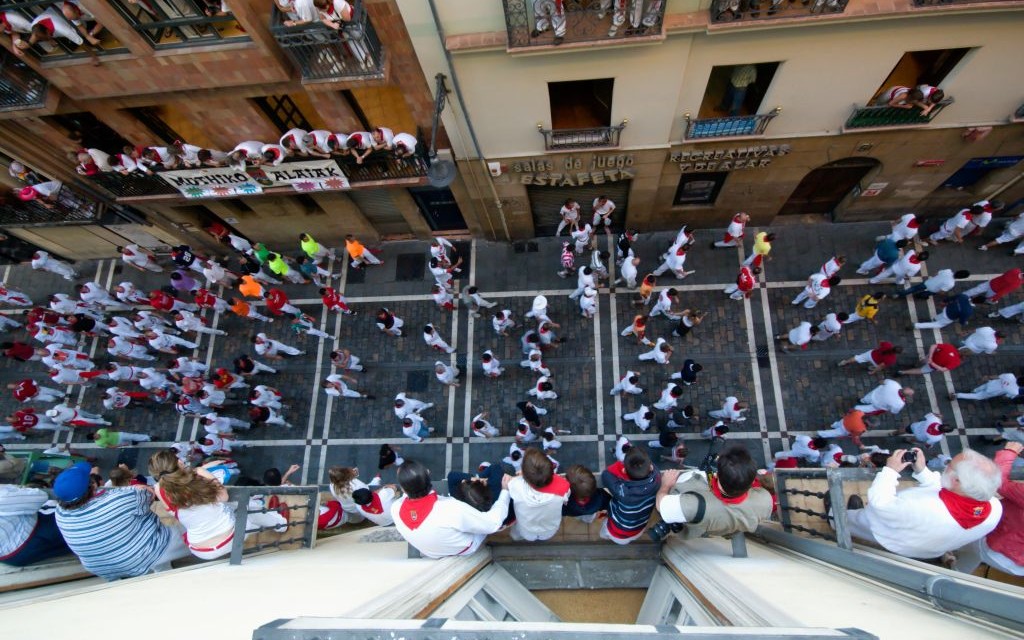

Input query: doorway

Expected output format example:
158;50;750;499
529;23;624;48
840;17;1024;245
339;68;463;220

778;158;880;217
410;187;467;232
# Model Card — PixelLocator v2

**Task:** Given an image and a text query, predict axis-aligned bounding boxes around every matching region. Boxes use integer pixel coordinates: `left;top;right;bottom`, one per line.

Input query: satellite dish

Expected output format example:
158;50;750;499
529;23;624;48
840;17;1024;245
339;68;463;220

427;159;456;188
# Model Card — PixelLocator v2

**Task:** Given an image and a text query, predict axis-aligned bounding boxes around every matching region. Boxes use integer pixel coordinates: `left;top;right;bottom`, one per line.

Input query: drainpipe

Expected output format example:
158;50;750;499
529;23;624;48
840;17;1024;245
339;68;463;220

425;0;511;242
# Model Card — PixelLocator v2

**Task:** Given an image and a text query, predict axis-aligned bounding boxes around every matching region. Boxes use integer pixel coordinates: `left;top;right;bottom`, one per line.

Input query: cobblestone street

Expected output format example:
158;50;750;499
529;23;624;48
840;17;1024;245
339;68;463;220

3;217;1023;484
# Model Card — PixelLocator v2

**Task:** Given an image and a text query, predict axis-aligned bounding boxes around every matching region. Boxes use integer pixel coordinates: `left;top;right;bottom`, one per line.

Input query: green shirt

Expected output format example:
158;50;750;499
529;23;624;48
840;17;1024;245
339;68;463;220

94;428;120;448
254;243;270;264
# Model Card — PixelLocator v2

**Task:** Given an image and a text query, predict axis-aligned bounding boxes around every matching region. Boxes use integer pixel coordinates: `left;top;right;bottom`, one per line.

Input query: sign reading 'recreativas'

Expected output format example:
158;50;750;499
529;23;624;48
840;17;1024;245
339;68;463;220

158;160;351;198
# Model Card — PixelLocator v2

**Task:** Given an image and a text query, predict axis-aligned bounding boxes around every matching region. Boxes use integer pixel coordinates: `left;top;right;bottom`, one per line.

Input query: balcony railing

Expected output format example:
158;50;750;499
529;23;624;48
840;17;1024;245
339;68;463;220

225;485;319;565
0;184;100;227
683;108;780;140
503;0;665;50
913;0;1017;5
538;121;627;151
0;49;47;112
710;0;848;23
844;98;954;129
87;150;429;200
270;5;384;82
0;0;129;62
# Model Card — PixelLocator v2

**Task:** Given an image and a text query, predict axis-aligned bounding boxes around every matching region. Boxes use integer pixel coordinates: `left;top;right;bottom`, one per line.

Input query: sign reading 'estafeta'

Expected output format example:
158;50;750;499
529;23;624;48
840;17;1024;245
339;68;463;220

158;160;350;197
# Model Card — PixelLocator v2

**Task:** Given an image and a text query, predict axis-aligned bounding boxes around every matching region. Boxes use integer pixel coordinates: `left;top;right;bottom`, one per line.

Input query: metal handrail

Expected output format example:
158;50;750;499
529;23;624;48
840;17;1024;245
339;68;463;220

537;120;627;151
0;49;47;112
0;0;129;60
683;107;780;140
710;0;848;23
502;0;666;49
225;485;321;565
0;185;101;227
844;97;955;129
269;4;384;81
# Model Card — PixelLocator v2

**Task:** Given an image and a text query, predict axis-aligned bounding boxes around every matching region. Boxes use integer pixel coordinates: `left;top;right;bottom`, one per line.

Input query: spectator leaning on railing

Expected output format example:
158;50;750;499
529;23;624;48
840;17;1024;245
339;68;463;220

959;443;1024;576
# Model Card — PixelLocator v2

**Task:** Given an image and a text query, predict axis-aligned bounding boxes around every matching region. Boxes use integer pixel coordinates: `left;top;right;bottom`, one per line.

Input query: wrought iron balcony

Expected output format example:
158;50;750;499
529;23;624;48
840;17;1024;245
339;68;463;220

913;0;1018;5
270;5;384;82
710;0;847;23
843;98;954;129
0;49;47;112
683;108;780;140
86;151;429;200
503;0;665;50
0;183;99;227
538;121;627;151
0;0;129;62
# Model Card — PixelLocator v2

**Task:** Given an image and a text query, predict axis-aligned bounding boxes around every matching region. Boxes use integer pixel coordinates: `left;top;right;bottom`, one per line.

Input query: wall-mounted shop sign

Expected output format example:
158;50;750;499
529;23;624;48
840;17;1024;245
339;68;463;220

508;154;636;186
670;144;791;173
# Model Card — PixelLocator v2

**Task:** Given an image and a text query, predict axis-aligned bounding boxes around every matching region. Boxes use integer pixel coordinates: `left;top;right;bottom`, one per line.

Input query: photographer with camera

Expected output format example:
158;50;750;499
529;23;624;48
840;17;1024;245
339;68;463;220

843;448;1002;560
649;443;773;542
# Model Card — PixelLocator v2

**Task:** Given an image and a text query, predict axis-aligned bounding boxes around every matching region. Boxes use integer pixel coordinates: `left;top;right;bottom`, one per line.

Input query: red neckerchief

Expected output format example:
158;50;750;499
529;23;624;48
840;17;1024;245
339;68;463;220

361;493;384;515
926;423;942;436
907;219;919;228
535;475;570;497
399;492;438;530
938;489;991;529
909;255;921;264
710;477;748;505
606;461;630;481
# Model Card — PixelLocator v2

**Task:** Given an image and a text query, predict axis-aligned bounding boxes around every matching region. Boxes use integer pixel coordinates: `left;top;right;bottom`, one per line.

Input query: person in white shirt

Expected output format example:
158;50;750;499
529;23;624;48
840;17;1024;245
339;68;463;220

812;312;847;342
855;379;913;416
79;282;131;311
791;274;840;309
525;295;552;325
227;141;265;169
623;405;654;431
470;412;500;438
844;449;1002;560
492;310;516;336
649;288;679;319
39;344;93;370
960;326;1002;355
352;485;398;527
174;311;226;337
503;444;526;472
653;384;682;411
133;311;175;333
279;128;311;157
393;132;418;158
260;143;290;166
979;211;1024;252
617;254;640;289
252;333;304;359
435;361;460;387
391;461;511;559
322;373;373;400
900;412;953;449
774;435;827;464
961;199;1002;237
113;282;148;307
869;249;929;286
884;213;919;243
709;396;748;422
571;223;593;255
579;287;598;319
249;385;284;409
401;414;433;442
117;244;163;273
893;268;969;299
610;370;643;396
145;330;197;354
346;131;374;163
775;320;817;353
508;449;569;542
422;323;455;354
638;337;672;365
201;412;251;435
29;251;78;281
556;198;580;236
953;373;1020;402
107;336;156;361
527;376;558;401
480;350;503;378
925;206;976;245
169;356;208;379
520;348;550;377
590;196;616;234
393;392;433;420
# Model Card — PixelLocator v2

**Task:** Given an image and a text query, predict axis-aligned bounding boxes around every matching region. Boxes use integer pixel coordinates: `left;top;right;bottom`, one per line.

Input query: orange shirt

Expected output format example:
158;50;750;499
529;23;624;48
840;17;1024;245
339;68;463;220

842;410;867;437
230;300;251;317
345;238;365;258
239;275;263;298
639;277;655;299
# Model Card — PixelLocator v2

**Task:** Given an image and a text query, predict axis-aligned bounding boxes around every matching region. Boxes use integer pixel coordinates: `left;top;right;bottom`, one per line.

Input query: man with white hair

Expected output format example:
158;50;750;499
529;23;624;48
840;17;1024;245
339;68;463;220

843;448;1002;559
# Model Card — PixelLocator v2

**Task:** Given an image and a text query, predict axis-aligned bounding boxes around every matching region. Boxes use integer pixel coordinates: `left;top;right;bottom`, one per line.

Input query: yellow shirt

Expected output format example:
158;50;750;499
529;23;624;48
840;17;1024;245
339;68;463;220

855;295;880;320
752;232;772;257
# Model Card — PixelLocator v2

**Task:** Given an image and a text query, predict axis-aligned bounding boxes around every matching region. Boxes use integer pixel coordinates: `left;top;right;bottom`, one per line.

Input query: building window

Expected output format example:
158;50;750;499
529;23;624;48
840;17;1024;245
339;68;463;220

252;95;313;134
673;172;728;206
549;78;614;130
108;0;250;48
870;48;969;105
43;112;131;155
699;63;780;119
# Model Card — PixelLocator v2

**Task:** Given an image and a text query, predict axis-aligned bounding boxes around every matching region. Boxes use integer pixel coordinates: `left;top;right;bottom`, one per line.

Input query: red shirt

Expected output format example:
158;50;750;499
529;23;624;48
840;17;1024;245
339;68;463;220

930;343;962;371
194;289;217;309
4;342;35;362
12;379;38;402
989;269;1023;301
149;290;175;311
322;289;341;308
12;409;38;431
265;289;289;315
870;341;897;369
737;267;755;292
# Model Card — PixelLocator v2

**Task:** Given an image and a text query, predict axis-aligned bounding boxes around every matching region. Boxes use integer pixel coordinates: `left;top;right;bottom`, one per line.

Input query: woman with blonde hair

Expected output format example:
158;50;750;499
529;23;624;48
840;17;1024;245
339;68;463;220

328;465;380;523
149;451;287;560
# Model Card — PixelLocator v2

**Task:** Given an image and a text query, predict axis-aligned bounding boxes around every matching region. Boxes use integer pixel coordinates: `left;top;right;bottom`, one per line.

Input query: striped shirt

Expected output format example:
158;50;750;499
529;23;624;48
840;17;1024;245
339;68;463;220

601;462;661;539
0;485;48;557
56;488;170;580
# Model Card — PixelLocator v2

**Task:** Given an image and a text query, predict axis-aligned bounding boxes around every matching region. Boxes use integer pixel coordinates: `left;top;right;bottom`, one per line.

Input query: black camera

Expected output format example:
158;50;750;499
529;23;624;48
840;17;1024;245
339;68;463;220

648;520;686;543
902;451;918;464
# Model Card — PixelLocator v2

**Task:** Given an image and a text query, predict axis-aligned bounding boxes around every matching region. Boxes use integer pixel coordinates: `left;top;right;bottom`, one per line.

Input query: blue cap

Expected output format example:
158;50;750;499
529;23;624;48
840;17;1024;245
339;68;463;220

53;461;93;502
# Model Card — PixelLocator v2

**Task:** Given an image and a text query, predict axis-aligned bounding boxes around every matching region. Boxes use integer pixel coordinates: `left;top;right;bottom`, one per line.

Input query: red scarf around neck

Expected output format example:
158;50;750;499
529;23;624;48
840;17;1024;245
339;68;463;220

710;477;749;505
361;492;384;515
938;489;991;529
399;492;438;529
